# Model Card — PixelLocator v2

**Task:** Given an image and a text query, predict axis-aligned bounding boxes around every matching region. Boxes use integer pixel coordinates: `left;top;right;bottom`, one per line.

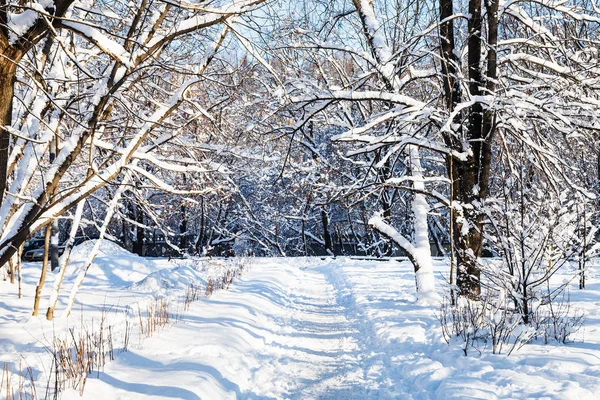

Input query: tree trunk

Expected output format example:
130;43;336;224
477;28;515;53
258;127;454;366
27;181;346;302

179;175;188;254
49;138;60;271
32;225;52;316
133;205;145;256
180;203;187;254
439;0;498;299
0;60;17;205
321;208;333;255
46;200;85;320
195;196;205;255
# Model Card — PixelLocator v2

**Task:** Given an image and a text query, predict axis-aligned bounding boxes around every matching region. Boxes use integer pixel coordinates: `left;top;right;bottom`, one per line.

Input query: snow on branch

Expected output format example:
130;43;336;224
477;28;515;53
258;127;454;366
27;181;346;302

62;20;133;68
369;214;416;255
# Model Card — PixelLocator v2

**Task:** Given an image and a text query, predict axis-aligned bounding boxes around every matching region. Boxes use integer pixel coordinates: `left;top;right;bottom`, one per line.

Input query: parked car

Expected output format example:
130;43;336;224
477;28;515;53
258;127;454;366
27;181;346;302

22;243;65;262
21;235;96;262
22;238;46;254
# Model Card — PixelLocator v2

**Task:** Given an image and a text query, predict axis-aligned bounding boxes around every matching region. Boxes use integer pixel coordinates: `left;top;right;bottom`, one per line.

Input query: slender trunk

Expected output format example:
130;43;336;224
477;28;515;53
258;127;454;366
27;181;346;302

8;257;14;284
47;200;85;320
439;0;459;113
49;138;60;271
180;203;187;253
449;154;456;304
407;145;437;298
439;0;467;300
301;218;307;255
302;192;311;255
336;225;344;255
50;219;60;271
196;196;205;255
321;208;333;256
580;204;586;290
208;202;223;249
17;244;22;298
274;223;286;256
122;217;131;251
65;174;130;317
133;204;144;256
347;209;360;255
32;225;52;316
179;174;187;254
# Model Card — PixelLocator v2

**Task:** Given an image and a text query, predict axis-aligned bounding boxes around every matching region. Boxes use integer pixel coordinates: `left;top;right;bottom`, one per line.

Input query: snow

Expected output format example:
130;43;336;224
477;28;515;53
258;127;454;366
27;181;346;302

61;239;160;286
7;0;52;43
357;0;392;63
62;21;133;68
1;251;600;399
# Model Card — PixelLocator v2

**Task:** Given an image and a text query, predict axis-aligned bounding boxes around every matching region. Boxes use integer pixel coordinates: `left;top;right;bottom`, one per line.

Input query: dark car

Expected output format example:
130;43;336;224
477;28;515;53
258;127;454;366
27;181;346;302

22;243;65;262
22;238;46;254
21;236;96;262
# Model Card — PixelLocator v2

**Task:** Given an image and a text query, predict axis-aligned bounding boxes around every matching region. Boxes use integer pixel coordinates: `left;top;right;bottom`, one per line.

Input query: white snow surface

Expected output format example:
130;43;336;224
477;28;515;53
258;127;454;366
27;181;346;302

1;248;600;399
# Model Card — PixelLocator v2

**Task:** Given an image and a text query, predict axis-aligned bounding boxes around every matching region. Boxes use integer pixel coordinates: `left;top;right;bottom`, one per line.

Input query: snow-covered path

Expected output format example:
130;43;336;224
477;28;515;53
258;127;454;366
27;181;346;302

60;257;600;399
3;253;599;399
70;259;374;399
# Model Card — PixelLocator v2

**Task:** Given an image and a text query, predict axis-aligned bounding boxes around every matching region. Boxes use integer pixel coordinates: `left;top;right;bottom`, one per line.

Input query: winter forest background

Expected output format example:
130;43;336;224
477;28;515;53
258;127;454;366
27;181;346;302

0;0;599;339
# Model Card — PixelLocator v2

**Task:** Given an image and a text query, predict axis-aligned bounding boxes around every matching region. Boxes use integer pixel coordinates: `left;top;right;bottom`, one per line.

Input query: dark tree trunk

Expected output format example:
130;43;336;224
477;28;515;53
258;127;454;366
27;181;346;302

321;208;333;255
439;0;498;299
0;60;17;205
336;225;344;256
179;203;188;253
179;174;187;254
195;196;205;255
133;205;145;256
439;0;460;113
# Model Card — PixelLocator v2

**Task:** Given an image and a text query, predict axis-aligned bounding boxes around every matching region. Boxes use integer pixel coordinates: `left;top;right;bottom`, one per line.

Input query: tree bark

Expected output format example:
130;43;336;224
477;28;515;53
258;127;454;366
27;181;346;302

195;196;205;255
321;208;333;255
0;59;17;205
134;205;145;256
439;0;498;299
32;225;52;316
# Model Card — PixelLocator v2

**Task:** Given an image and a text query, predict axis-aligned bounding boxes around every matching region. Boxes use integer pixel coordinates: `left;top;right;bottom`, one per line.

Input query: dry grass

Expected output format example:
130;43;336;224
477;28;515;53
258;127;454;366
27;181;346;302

49;309;131;397
16;257;253;399
183;283;202;311
137;298;170;339
1;361;37;400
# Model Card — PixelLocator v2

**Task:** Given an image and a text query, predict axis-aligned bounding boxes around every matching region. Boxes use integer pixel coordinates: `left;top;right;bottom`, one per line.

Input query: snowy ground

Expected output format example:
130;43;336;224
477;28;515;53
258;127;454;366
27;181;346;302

1;244;600;399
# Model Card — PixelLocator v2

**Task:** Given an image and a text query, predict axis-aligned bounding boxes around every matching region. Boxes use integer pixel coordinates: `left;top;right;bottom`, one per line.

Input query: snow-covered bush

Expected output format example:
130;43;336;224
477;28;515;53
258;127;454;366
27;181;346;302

440;157;588;354
483;174;587;323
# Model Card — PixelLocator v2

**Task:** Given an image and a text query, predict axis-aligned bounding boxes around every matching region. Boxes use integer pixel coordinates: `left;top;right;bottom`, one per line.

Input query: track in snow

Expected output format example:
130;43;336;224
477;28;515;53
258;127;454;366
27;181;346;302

62;257;600;400
68;259;388;399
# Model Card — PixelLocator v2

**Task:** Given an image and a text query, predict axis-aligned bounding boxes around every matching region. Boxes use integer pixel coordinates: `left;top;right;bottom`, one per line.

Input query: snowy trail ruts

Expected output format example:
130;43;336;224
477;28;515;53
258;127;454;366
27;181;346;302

52;257;600;400
71;259;383;400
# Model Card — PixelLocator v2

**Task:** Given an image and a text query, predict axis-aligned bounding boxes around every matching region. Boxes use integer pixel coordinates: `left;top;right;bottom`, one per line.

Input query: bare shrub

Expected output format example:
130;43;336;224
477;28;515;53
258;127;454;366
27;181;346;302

439;287;583;355
531;290;585;344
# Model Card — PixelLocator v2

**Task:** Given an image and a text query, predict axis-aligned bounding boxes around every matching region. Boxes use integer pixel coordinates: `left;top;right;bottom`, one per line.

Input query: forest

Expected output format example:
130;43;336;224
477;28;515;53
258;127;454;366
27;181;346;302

1;0;600;398
0;0;598;354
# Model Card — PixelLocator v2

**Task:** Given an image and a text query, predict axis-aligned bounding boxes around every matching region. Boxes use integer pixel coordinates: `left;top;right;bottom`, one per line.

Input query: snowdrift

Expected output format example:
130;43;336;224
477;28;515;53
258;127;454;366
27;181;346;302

62;240;213;297
61;239;159;287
